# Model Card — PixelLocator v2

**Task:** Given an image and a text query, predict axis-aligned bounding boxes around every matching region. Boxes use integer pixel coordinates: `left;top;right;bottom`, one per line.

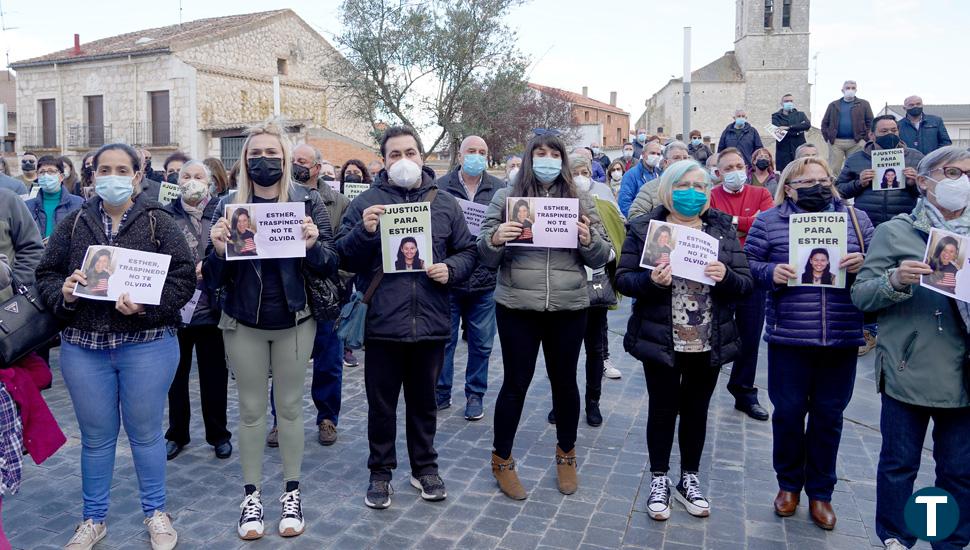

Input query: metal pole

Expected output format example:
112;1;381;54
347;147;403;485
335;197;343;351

683;27;691;138
273;76;281;117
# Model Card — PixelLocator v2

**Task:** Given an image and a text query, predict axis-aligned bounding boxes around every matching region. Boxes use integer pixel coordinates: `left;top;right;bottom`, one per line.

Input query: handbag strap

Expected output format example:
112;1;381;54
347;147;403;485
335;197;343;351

847;206;865;255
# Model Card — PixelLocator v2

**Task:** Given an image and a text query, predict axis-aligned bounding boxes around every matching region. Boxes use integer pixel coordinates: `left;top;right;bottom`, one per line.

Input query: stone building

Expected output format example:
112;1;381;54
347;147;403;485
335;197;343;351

9;9;377;170
528;83;630;149
637;0;811;148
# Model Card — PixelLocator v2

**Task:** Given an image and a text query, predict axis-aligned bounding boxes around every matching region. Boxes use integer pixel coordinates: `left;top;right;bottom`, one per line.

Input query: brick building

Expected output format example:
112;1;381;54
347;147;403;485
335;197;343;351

528;83;630;149
9;9;375;170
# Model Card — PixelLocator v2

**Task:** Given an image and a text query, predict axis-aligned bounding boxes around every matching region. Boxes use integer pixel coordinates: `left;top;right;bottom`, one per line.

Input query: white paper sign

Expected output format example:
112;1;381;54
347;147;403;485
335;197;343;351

73;246;172;305
505;197;579;249
871;148;906;191
343;182;369;201
764;123;788;142
18;186;39;201
179;289;203;324
225;202;307;261
326;180;341;194
639;220;719;285
456;198;487;236
921;228;970;302
158;182;181;205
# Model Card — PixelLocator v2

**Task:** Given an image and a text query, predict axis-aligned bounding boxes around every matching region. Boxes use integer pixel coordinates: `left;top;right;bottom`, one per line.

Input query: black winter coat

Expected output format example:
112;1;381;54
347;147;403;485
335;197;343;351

336;167;477;342
165;197;221;326
436;167;506;294
35;193;196;332
615;206;752;368
836;144;924;227
771;108;811;169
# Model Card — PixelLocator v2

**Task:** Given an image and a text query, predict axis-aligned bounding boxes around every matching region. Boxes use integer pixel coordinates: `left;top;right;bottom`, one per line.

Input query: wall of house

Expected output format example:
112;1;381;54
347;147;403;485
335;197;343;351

644;81;746;139
570;104;629;147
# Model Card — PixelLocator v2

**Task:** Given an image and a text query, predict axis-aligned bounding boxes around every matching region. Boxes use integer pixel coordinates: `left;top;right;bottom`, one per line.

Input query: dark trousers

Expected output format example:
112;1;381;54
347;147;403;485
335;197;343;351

583;307;608;403
728;288;764;406
876;394;970;549
310;320;343;425
767;344;856;501
364;339;444;481
166;325;230;446
492;305;586;459
644;352;719;473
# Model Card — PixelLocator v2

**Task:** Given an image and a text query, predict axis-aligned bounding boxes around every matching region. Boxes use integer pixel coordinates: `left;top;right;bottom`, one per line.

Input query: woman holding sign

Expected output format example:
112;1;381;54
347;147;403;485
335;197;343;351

615;159;752;522
204;119;338;539
479;131;611;500
852;146;970;550
744;156;872;531
35;143;196;549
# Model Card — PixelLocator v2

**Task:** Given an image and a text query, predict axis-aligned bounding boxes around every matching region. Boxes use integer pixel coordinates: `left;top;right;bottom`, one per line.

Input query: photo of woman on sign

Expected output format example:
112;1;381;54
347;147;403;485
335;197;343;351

76;248;114;297
800;247;836;286
508;199;534;244
394;235;426;271
643;223;675;267
879;167;901;190
924;235;963;295
227;207;258;257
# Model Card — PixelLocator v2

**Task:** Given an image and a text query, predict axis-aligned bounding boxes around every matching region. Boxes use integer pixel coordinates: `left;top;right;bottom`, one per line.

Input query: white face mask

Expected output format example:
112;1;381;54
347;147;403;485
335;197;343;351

722;170;747;192
573;175;592;190
929;174;970;213
610;169;623;182
622;150;633;159
644;154;661;168
388;158;422;189
508;168;519;183
843;89;856;100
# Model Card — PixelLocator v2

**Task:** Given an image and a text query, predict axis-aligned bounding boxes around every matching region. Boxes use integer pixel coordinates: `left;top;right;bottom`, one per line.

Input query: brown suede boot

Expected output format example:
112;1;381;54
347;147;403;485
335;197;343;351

556;445;578;495
491;453;527;500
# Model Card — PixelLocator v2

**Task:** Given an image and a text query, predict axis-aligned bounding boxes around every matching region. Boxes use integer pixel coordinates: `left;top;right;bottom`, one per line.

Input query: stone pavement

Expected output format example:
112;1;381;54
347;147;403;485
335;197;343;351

6;306;940;549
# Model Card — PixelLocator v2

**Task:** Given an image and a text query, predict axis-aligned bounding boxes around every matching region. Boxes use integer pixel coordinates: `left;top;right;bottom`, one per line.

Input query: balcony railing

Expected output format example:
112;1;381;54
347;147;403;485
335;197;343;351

19;125;58;150
67;124;111;149
129;121;178;147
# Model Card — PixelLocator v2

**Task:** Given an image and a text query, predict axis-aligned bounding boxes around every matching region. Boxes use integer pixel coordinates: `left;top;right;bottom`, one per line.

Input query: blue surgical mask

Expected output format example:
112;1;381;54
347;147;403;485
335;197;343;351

532;156;562;184
462;154;487;177
671;188;708;217
637;133;647;143
95;175;134;206
38;174;62;194
734;117;747;128
783;101;795;111
691;138;702;147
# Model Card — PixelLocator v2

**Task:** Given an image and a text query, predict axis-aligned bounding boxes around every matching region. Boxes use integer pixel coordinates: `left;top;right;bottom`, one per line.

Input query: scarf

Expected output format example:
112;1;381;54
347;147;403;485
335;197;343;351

913;198;970;331
179;195;209;257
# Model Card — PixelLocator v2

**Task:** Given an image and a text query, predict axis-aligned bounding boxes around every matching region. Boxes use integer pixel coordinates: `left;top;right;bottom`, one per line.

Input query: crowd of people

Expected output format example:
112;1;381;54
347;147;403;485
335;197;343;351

0;82;965;550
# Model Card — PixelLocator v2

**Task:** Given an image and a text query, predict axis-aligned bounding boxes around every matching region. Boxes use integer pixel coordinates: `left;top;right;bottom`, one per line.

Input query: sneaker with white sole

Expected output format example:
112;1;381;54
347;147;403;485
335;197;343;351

65;519;107;550
884;538;908;550
144;510;178;550
410;473;447;501
237;491;265;540
674;472;711;517
364;479;393;509
278;488;305;537
646;473;671;521
603;359;621;379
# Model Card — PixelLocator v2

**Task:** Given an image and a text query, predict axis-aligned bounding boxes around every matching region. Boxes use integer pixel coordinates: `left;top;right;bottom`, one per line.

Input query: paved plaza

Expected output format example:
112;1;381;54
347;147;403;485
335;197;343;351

6;306;939;549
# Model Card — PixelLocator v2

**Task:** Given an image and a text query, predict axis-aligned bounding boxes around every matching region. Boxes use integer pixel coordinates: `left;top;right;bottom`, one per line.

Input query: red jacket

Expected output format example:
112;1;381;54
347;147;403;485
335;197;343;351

710;184;774;246
0;353;66;464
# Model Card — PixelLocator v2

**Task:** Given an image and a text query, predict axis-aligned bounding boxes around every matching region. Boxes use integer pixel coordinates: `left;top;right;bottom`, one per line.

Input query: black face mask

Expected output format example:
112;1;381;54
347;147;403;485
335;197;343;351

875;134;901;150
82;165;93;181
343;173;363;184
793;184;833;212
906;106;923;117
755;159;771;170
291;163;311;183
21;160;35;171
247;157;283;187
321;175;335;181
166;171;179;184
144;160;153;173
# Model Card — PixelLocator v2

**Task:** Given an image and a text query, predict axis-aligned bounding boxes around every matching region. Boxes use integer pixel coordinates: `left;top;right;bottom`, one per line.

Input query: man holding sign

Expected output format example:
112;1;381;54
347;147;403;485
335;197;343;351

436;135;506;420
336;126;477;509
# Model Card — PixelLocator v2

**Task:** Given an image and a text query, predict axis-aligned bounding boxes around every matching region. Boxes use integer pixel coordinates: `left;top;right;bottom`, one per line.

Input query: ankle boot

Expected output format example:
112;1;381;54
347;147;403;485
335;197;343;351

585;399;602;427
555;445;578;495
491;453;527;500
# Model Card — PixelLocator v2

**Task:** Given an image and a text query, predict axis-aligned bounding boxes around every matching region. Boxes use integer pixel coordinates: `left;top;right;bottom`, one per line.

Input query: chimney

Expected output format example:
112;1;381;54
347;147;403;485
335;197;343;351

610;91;617;106
73;34;81;56
581;86;588;97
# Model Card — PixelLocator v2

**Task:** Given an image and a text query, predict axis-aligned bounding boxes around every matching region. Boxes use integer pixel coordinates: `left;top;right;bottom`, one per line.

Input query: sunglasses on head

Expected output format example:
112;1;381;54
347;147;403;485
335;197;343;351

533;128;562;137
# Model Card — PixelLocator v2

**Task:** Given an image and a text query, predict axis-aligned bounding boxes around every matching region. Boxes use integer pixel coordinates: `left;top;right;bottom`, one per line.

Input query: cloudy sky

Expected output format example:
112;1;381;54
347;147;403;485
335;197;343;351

1;0;965;127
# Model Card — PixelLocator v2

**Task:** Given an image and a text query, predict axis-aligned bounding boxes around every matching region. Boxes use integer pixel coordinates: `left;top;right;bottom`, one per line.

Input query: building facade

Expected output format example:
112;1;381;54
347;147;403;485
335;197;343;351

529;84;631;148
879;104;970;150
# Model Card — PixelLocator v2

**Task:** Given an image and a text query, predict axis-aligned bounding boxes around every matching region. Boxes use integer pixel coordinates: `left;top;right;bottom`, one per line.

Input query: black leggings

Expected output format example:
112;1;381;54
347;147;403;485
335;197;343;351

643;352;719;473
492;304;587;459
584;307;608;402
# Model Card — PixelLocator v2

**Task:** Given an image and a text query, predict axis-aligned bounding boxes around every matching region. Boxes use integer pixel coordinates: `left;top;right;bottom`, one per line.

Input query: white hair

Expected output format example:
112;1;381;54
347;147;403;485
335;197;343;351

842;80;857;88
179;159;211;181
663;140;689;159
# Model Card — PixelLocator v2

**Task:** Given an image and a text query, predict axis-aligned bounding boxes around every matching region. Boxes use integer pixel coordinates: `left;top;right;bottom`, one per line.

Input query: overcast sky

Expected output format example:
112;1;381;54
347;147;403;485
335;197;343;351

1;0;965;127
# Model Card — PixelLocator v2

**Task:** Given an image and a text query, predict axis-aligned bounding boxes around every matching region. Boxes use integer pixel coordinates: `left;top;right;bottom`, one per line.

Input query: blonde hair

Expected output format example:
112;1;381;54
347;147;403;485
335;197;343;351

774;157;840;206
232;117;295;205
656;159;712;215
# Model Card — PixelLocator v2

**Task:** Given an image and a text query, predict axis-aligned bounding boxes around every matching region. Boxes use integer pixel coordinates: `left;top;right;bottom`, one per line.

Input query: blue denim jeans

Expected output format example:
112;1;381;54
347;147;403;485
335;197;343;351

310;320;343;425
438;290;496;401
876;393;970;549
60;335;179;522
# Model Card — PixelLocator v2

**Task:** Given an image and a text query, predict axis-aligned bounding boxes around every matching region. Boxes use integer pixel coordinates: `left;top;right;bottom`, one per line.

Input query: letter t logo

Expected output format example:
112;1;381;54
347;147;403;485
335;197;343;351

916;495;949;537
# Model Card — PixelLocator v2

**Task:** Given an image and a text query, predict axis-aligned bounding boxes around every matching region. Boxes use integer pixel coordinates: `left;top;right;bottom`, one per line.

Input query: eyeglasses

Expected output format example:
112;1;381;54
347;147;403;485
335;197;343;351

940;166;970;179
788;177;834;188
37;168;61;176
533;128;561;137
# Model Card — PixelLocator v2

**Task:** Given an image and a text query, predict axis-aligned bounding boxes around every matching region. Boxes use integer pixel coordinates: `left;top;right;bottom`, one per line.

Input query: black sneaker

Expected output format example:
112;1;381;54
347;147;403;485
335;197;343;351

410;473;447;501
674;472;711;517
237;491;265;540
278;488;305;537
364;479;393;509
646;473;671;521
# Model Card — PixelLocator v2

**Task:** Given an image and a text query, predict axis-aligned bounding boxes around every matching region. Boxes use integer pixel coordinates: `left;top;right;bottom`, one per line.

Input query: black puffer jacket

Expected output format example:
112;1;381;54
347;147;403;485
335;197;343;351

202;184;339;326
436;166;505;294
836;143;924;227
336;167;477;342
165;197;221;326
35;193;196;331
615;206;752;368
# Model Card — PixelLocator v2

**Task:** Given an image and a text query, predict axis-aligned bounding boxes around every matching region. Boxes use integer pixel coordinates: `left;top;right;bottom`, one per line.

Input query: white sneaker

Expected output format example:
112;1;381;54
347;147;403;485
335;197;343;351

646;474;671;521
237;491;265;540
144;510;178;550
603;359;621;379
278;488;305;537
674;472;711;517
64;519;107;550
884;538;908;550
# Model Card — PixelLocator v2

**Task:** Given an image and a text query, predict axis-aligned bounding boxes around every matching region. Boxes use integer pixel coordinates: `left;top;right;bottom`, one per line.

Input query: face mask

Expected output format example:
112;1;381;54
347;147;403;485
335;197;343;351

82;165;93;181
843;89;856;100
180;179;208;204
622;150;633;159
508;168;519;183
166;171;179;184
208;183;218;196
691;138;702;146
532;156;562;184
387;158;422;189
247;157;283;187
322;174;336;181
907;106;923;117
610;169;623;182
929;174;970;212
462;153;487;177
734;117;747;128
344;173;363;184
95;175;134;206
291;164;311;183
573;175;592;190
64;167;72;179
144;160;153;174
792;184;833;212
21;160;35;172
755;159;771;171
783;101;795;111
671;188;708;217
38;174;61;194
875;134;901;150
644;154;661;168
722;170;747;192
637;134;647;143
591;147;601;156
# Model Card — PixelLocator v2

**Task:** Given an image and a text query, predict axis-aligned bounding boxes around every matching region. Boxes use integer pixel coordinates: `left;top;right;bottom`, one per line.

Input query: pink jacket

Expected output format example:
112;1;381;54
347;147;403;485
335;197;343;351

0;353;66;464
